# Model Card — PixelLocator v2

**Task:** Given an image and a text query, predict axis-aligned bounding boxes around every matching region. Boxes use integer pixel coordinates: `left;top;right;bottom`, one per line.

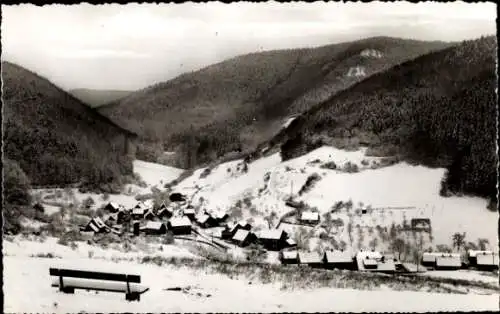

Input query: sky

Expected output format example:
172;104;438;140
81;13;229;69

1;1;497;91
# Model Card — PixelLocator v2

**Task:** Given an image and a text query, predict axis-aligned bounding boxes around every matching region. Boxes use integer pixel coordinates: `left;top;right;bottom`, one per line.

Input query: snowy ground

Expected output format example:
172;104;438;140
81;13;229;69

4;254;499;313
174;146;497;250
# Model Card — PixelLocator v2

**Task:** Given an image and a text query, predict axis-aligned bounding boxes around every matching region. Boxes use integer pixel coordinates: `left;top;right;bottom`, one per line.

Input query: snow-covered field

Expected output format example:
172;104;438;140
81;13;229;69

4;253;498;313
174;146;497;248
31;159;185;210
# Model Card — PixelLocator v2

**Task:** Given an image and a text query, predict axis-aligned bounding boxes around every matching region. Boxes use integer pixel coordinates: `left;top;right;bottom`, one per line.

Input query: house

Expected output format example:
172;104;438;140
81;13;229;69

355;251;383;271
435;254;462;270
279;250;299;265
422;252;442;268
467;250;497;268
297;252;323;268
196;214;218;228
299;211;320;225
183;208;196;221
231;229;257;247
167;216;192;235
104;202;121;213
132;207;146;220
324;250;356;270
211;211;229;223
81;217;108;233
142;221;167;235
411;218;431;232
258;229;289;251
475;252;499;270
143;209;156;220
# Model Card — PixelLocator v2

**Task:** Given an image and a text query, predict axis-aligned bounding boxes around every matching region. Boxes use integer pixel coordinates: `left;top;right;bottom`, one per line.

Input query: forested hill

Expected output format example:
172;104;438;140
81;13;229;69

2;61;135;188
70;88;133;108
269;35;497;205
98;36;452;168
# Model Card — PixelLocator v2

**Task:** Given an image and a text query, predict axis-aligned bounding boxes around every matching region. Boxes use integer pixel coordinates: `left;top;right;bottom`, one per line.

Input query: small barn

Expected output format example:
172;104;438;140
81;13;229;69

298;252;323;268
231;229;257;247
104;202;121;213
279;250;299;265
257;229;288;251
167;216;192;235
143;221;167;235
422;252;441;268
196;214;218;228
299;211;320;225
435;254;462;270
324;250;356;270
183;208;196;221
467;250;498;269
355;251;383;271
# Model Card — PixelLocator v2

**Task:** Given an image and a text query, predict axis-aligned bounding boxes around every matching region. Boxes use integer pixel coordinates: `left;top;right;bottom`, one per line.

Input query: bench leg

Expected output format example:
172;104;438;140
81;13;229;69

126;292;140;301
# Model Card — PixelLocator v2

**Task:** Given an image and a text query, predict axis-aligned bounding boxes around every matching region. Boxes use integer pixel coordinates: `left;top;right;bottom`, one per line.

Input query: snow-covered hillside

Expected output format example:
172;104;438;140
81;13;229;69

174;146;497;249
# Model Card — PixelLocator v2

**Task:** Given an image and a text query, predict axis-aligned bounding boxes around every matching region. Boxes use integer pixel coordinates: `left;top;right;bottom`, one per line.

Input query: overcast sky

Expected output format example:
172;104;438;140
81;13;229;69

1;2;496;91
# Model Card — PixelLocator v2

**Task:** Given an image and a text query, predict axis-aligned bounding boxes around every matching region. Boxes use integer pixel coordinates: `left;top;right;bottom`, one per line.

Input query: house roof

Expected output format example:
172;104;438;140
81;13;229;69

145;221;165;230
93;217;106;229
132;207;145;215
232;229;250;242
144;209;156;217
357;251;383;260
87;222;99;232
325;250;354;263
106;202;120;209
363;259;378;267
468;250;494;257
376;259;396;271
258;229;285;240
282;250;298;260
298;252;322;264
286;238;296;246
230;220;250;233
477;253;499;266
184;208;196;215
436;256;462;267
196;214;211;224
169;216;191;227
300;211;320;221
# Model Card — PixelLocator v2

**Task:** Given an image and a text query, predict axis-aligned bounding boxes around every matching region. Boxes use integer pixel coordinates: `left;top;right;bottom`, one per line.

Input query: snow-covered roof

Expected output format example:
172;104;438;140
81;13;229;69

282;250;298;260
232;229;250;242
300;211;320;221
258;229;286;240
132;208;145;215
377;259;396;271
357;251;383;260
169;216;191;227
196;214;210;224
325;250;353;263
468;250;494;257
145;221;165;230
298;252;322;264
93;217;106;229
230;220;250;233
143;200;154;208
211;211;228;220
286;238;296;246
106;202;120;209
477;253;499;266
436;255;461;267
363;259;378;267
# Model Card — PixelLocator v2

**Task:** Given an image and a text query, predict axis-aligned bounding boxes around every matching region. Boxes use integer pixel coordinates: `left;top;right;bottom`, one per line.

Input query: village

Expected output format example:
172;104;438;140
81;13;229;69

75;193;499;274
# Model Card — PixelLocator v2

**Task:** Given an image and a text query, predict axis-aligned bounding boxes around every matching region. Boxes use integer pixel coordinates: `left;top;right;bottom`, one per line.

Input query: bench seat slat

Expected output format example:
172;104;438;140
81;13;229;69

49;268;141;283
51;278;149;294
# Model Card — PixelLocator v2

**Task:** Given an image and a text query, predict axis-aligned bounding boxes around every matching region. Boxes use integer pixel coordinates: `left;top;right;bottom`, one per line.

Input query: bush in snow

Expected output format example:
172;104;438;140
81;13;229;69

342;161;359;173
298;173;321;196
245;243;268;263
320;161;337;170
199;167;212;179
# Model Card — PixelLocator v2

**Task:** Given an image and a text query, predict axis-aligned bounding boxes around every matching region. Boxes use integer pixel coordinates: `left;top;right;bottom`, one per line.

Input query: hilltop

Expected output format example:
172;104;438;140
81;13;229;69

98;37;452;168
70;88;133;108
266;36;497;204
2;61;136;190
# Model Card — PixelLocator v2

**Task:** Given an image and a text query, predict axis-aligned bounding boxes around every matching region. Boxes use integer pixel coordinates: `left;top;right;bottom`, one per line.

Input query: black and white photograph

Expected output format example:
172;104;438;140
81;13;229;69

1;1;498;312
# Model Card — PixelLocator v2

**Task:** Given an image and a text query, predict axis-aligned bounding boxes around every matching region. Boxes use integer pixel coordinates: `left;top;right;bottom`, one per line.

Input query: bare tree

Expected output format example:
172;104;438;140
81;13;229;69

477;238;490;250
452;232;466;252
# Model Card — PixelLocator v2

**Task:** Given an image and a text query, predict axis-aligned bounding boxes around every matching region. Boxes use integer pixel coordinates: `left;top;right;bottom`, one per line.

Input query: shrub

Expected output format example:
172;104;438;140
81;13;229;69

163;231;175;245
298;173;321;195
321;161;337;170
199;168;212;179
101;193;110;201
245;244;268;263
343;162;359;173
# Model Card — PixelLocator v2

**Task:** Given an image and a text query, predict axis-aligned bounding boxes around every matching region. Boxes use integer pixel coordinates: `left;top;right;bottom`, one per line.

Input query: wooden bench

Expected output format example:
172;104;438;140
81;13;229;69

49;268;149;301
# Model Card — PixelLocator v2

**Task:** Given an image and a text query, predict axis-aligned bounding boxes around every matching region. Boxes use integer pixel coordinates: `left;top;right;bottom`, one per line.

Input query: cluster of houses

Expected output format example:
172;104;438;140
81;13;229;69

77;200;498;274
277;248;499;273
